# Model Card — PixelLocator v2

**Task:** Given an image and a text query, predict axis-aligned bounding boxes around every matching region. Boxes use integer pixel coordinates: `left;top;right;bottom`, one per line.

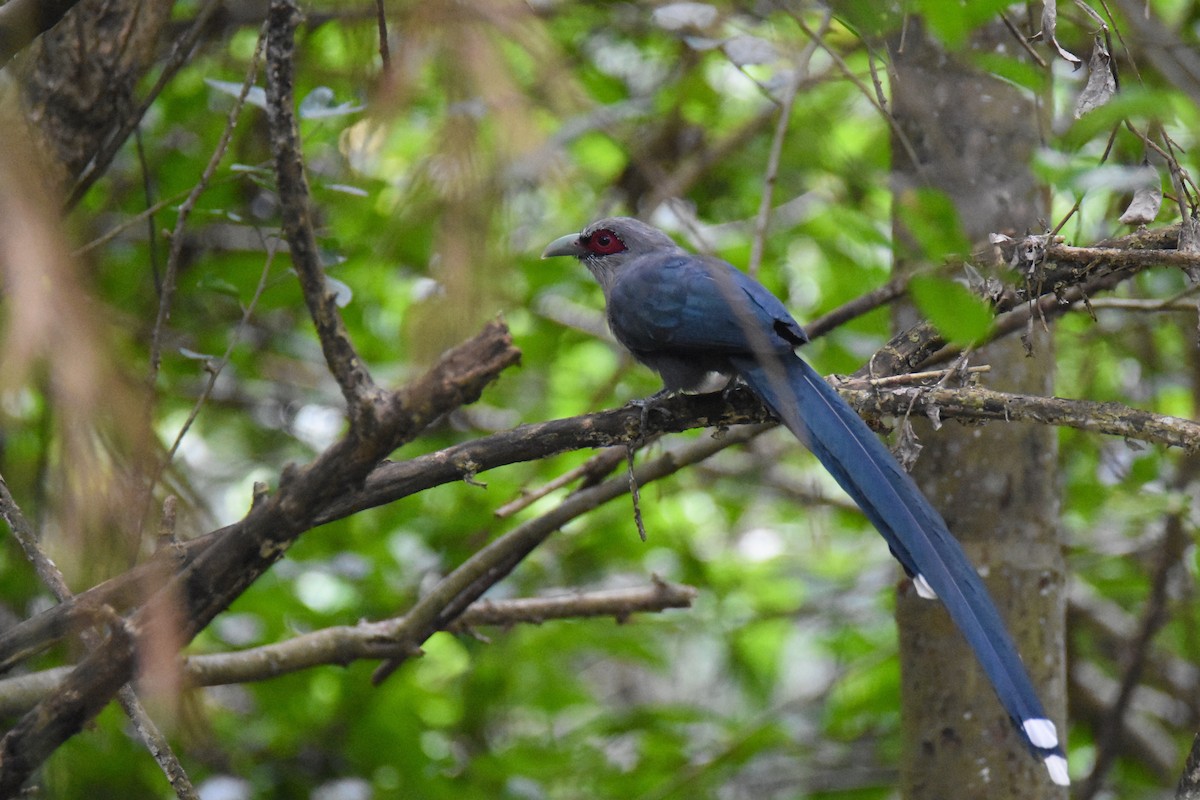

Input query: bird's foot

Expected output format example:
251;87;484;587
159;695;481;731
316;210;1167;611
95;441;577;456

627;389;676;439
719;375;753;404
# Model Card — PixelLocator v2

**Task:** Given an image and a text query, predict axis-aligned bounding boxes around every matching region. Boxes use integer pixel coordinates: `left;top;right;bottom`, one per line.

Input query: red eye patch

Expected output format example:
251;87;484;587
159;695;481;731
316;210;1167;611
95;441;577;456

583;229;626;255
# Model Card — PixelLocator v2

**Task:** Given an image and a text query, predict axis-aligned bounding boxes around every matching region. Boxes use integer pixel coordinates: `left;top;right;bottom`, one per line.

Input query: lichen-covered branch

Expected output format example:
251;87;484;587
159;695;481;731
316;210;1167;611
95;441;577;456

842;382;1200;452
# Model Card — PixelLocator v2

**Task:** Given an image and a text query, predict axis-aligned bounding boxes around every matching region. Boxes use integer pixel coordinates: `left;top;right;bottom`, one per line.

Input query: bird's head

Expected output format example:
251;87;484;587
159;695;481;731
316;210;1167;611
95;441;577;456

542;217;681;288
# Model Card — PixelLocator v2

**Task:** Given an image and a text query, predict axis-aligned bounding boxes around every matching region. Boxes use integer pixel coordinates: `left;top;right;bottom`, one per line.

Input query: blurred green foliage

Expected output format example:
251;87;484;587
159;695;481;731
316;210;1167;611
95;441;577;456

1;1;1197;798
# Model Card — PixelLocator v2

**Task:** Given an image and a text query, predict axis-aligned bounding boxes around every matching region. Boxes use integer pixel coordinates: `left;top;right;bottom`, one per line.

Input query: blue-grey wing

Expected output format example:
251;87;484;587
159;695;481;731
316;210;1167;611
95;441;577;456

606;254;807;355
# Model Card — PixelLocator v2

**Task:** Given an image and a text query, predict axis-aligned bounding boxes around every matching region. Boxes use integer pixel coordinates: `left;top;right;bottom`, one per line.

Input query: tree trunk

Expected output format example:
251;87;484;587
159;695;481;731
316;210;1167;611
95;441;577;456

19;0;173;187
889;20;1069;799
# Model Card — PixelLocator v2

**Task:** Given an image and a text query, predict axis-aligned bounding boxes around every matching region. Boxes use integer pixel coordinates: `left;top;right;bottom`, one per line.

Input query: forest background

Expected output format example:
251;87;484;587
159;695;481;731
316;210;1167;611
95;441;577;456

0;1;1198;798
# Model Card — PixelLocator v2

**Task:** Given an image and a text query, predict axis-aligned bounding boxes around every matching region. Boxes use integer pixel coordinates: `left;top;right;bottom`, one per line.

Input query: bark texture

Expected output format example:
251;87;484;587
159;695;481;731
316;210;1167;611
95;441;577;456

890;20;1069;799
18;0;172;186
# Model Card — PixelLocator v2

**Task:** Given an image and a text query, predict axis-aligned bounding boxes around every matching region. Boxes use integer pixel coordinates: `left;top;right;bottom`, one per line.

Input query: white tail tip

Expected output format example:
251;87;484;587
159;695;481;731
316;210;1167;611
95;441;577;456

913;573;938;600
1023;717;1059;750
1044;754;1069;786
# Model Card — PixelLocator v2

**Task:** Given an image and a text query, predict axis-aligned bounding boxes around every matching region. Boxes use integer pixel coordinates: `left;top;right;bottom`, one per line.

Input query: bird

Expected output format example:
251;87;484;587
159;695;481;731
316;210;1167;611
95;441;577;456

542;217;1068;786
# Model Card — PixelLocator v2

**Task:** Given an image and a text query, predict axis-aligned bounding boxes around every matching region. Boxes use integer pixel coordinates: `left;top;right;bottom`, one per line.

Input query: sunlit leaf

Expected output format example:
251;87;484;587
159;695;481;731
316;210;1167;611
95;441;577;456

895;188;971;262
651;2;718;31
908;274;993;344
723;35;776;66
298;86;365;119
204;77;267;109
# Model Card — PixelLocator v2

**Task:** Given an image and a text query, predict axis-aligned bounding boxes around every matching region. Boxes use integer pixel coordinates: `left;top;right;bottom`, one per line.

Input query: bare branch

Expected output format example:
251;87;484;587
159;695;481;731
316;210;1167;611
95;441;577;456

0;388;763;675
370;424;772;684
746;10;830;277
0;479;197;796
0;477;71;599
265;0;380;422
0;316;520;789
0;609;136;795
4;331;1196;680
1178;734;1200;799
804;276;910;340
495;446;626;518
147;23;265;390
0;581;697;714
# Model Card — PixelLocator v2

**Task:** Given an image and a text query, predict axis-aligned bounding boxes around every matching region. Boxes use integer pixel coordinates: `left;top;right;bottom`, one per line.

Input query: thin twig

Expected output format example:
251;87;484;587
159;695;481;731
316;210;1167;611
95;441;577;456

746;8;831;277
790;12;927;185
0;581;698;713
1086;297;1200;312
265;0;382;420
494;447;624;518
1052;125;1120;236
73;172;251;257
0;481;197;797
370;425;771;685
1078;490;1194;799
147;27;267;389
134;129;162;294
0;477;71;599
842;365;990;389
999;10;1048;69
162;237;278;469
747;66;801;279
65;0;224;210
626;443;647;541
803;276;910;340
374;0;390;70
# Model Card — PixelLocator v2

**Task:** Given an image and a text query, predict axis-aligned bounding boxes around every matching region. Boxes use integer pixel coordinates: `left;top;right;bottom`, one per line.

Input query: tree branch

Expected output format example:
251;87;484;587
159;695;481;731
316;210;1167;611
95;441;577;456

840;382;1200;452
0;316;519;791
369;423;772;683
0;609;136;796
0;388;764;674
1177;734;1200;800
0;581;697;714
0;0;81;66
265;0;380;423
0;478;197;798
3;355;1196;678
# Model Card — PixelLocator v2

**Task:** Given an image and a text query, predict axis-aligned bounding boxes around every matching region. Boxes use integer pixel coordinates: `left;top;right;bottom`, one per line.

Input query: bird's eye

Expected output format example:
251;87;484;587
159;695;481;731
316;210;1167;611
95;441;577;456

584;229;626;256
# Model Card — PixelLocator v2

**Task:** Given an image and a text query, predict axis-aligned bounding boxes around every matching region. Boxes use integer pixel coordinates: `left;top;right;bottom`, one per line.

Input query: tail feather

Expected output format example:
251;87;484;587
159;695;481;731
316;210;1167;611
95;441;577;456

731;353;1067;785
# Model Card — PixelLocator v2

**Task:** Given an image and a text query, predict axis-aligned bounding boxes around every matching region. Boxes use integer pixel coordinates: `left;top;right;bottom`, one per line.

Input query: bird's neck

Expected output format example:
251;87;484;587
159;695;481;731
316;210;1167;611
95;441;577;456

583;260;621;295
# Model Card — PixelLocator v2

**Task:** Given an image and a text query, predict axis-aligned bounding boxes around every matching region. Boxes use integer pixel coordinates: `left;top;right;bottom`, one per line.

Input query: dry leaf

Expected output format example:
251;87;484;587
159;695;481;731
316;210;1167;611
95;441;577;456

894;418;924;471
1042;0;1083;68
1118;161;1162;225
1075;37;1117;117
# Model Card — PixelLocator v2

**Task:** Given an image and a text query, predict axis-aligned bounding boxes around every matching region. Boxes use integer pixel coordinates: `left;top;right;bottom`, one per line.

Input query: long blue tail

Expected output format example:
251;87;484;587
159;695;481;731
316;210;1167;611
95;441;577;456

730;352;1068;786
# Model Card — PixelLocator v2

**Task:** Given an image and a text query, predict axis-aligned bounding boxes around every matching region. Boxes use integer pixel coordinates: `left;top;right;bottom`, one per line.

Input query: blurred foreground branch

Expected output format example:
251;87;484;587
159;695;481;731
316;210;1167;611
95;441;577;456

0;581;697;715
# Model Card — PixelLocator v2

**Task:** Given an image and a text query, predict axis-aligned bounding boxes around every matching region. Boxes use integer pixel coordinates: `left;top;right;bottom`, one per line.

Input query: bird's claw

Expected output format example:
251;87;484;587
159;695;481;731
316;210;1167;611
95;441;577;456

719;376;751;404
628;390;675;439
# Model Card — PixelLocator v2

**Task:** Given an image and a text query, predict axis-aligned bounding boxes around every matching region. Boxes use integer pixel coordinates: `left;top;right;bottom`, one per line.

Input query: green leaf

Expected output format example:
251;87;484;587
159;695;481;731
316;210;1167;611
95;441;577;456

908;275;993;344
914;0;1012;49
196;274;242;298
895;187;972;262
